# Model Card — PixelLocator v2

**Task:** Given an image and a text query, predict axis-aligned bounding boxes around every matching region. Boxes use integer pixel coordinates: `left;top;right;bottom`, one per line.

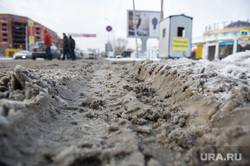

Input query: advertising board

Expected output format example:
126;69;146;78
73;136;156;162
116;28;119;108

127;10;160;38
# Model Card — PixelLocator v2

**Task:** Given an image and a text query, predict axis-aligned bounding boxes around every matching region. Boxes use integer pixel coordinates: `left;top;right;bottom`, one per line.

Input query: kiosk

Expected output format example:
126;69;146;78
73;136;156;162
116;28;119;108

159;14;193;58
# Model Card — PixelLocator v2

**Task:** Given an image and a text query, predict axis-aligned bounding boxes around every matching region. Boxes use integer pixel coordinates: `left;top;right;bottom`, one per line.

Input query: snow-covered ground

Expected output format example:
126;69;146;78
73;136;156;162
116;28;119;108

0;50;249;166
222;50;250;65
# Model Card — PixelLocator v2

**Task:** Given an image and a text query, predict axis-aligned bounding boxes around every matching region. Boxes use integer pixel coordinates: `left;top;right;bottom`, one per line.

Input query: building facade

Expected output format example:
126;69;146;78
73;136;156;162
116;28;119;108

0;14;62;56
192;20;250;60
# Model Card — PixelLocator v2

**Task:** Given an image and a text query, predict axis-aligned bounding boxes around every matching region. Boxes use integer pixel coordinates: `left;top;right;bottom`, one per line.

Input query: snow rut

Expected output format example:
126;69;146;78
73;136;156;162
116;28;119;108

0;59;250;166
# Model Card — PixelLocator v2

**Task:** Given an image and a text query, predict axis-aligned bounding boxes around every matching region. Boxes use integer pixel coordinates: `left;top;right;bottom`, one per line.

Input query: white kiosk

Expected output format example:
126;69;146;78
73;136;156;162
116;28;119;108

159;14;193;58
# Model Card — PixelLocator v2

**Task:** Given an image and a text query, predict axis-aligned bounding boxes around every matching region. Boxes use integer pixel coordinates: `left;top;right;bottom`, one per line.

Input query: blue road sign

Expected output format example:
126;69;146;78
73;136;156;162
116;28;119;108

106;26;112;32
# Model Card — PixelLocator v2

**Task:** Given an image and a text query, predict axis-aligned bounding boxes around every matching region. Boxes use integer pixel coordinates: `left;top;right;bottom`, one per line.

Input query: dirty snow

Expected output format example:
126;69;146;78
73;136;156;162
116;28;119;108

0;51;249;166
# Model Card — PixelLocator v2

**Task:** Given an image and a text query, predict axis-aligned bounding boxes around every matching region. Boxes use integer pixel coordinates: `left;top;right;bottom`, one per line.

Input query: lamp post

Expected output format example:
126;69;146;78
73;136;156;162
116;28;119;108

161;0;164;20
132;0;139;58
25;26;28;51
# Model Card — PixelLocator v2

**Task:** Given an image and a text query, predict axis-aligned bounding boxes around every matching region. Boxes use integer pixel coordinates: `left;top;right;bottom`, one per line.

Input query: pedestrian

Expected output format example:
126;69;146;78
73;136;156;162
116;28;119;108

43;29;52;60
69;36;76;60
62;33;71;60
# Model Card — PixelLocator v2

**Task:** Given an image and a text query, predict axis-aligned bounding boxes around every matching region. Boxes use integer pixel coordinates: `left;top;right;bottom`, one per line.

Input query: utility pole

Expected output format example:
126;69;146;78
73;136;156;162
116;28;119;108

113;30;116;55
133;0;139;58
160;0;164;20
25;26;28;51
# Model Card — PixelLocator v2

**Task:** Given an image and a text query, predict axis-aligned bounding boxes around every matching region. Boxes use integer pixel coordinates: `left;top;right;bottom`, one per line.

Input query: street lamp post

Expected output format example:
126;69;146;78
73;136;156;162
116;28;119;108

25;26;28;51
161;0;164;20
133;0;139;58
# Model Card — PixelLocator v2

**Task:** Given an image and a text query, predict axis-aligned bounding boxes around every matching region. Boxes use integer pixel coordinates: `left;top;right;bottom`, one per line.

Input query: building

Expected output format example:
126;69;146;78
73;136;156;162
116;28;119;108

193;20;250;60
0;14;62;56
159;14;193;58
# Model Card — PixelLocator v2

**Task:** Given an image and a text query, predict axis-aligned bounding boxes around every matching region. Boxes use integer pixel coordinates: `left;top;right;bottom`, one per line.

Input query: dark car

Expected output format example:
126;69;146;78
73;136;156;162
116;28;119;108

31;42;61;60
122;51;133;57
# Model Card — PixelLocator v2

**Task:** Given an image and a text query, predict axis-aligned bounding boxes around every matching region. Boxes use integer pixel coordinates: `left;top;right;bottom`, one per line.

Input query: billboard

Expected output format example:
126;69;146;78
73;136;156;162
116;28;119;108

67;33;96;37
28;20;34;43
127;10;160;38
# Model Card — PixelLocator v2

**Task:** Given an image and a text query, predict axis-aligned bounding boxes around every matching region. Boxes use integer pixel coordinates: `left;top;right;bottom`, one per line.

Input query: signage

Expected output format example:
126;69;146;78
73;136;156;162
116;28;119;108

172;38;189;51
238;40;249;47
205;19;250;32
219;41;234;45
240;30;249;40
28;20;34;43
127;10;160;38
28;20;34;26
106;26;112;32
67;33;96;37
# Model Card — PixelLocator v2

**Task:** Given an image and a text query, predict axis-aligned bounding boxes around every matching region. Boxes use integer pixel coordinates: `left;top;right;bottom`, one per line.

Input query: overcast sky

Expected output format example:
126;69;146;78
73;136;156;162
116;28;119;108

0;0;249;51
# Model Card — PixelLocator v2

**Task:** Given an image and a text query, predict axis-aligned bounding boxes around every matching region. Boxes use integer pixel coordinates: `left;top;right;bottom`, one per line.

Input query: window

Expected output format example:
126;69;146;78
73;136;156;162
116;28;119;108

3;39;8;41
2;28;7;31
177;27;185;37
163;28;166;38
2;23;7;26
3;33;7;37
36;37;40;40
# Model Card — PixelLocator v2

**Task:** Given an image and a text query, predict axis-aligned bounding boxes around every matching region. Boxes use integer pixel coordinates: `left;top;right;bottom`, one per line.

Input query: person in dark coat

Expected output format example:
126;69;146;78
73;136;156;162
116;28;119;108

69;36;76;60
62;33;71;60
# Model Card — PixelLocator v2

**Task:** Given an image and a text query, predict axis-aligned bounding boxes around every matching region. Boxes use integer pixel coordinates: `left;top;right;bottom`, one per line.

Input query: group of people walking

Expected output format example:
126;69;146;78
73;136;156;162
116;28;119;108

62;33;76;60
43;28;76;60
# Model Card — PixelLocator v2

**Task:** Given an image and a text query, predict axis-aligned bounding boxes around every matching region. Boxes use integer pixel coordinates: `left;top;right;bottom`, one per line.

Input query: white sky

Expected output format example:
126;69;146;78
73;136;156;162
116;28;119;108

0;0;249;52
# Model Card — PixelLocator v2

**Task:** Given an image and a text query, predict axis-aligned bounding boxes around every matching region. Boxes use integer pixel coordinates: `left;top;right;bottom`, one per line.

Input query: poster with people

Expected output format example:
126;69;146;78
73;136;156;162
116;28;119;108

127;10;160;38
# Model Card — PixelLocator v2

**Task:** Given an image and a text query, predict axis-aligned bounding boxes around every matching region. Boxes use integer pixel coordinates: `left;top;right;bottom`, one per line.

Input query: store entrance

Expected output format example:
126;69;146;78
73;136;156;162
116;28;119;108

208;46;215;61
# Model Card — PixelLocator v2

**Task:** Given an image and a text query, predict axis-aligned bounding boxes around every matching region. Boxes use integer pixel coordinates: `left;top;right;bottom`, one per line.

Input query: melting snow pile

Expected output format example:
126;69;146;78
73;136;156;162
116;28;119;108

0;53;249;166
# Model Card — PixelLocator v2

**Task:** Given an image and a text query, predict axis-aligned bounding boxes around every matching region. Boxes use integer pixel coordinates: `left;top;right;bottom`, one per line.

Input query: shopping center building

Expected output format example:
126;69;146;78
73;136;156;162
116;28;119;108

0;14;62;56
192;20;250;60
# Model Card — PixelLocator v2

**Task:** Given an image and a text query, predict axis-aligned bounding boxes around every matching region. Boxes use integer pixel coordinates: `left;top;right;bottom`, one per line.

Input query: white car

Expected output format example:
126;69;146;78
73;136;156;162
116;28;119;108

13;51;32;59
115;55;122;58
83;51;95;59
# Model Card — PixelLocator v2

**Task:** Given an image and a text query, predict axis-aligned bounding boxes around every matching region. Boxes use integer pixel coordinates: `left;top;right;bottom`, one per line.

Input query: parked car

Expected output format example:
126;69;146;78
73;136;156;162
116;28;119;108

107;51;114;58
83;51;95;59
115;54;122;58
31;42;61;60
75;50;84;59
60;50;83;60
122;51;133;57
13;51;32;59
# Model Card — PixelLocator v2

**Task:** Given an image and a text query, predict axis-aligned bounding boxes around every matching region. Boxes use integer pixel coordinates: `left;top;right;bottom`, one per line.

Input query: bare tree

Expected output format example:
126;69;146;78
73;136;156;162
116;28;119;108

115;38;128;54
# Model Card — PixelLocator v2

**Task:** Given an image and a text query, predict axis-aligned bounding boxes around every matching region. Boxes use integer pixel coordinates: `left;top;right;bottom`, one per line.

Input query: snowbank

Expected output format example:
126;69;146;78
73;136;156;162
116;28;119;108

222;50;250;65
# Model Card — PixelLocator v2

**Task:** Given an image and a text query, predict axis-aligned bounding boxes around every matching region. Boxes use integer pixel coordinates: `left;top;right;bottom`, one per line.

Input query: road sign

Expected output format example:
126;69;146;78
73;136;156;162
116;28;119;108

106;26;112;32
240;30;249;41
239;40;248;48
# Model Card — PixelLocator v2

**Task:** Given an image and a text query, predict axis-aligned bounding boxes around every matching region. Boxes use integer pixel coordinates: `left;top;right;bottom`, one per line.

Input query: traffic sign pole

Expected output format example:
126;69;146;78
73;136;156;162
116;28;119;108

106;26;112;53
